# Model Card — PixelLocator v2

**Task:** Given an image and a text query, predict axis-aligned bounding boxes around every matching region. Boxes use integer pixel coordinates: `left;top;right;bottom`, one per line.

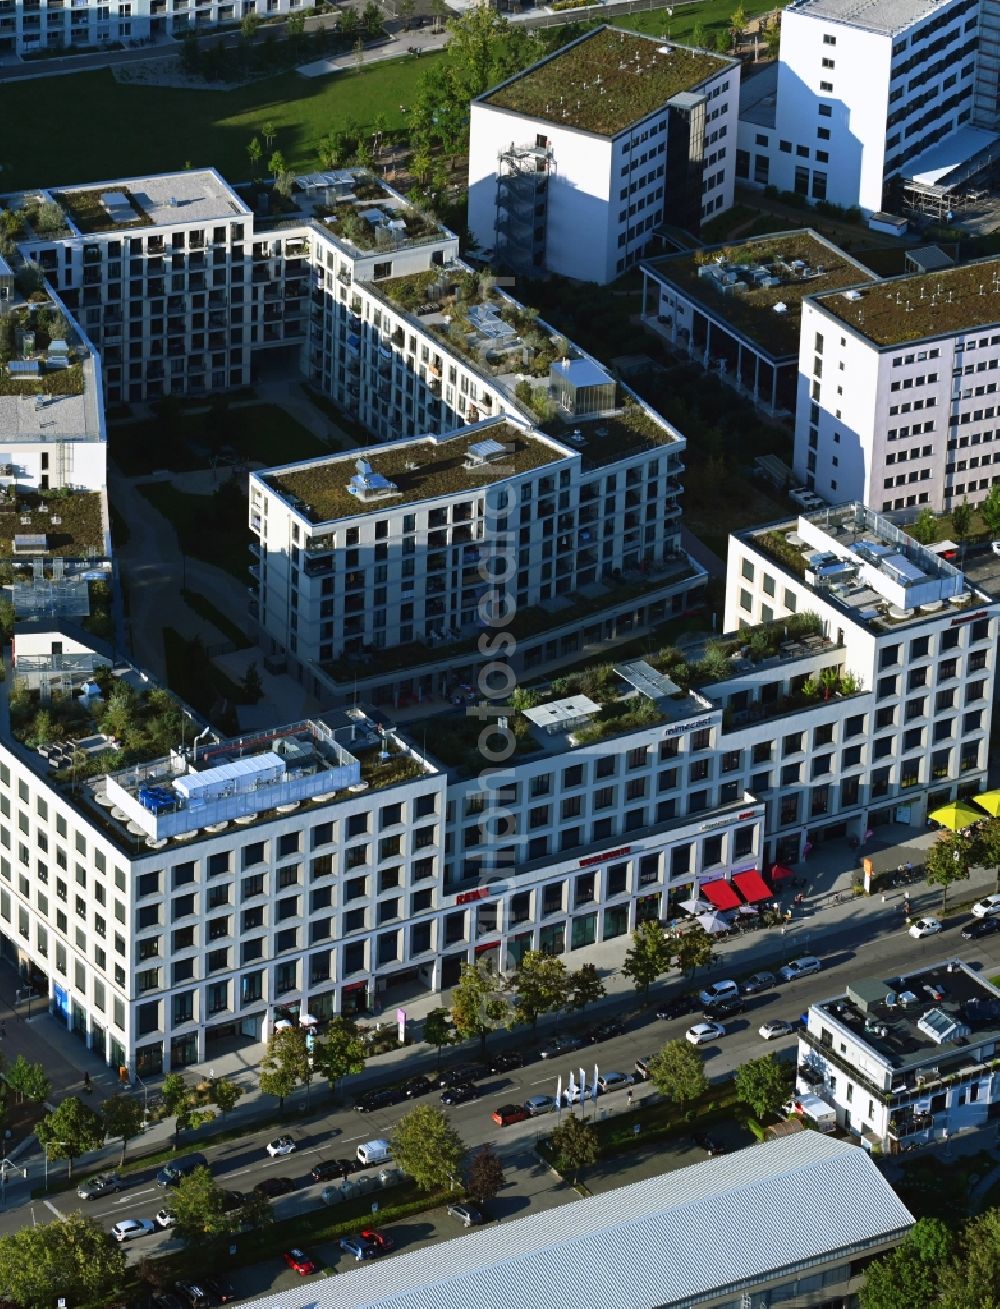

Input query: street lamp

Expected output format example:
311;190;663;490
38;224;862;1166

43;1140;68;1192
0;1157;26;1209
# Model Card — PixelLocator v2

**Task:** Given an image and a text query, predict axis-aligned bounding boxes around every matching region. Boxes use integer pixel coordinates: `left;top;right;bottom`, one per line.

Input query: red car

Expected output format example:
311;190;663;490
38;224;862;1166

492;1103;530;1126
283;1247;317;1276
360;1227;394;1254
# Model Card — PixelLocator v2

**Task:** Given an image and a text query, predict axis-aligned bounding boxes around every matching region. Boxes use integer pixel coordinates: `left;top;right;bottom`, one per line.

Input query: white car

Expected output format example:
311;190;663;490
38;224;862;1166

909;916;943;939
697;980;739;1007
759;1020;795;1041
111;1218;155;1243
686;1021;725;1046
561;1082;598;1105
991;540;1000;557
972;895;1000;919
779;956;822;982
154;1208;176;1230
596;1071;635;1093
266;1135;296;1157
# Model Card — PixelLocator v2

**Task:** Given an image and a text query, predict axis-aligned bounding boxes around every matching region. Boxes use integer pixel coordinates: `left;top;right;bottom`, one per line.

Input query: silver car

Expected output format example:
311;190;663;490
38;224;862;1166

77;1172;121;1200
524;1094;557;1116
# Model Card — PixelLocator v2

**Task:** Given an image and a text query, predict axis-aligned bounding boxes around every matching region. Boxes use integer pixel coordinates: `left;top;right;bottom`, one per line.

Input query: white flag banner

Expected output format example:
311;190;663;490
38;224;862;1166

556;1074;563;1106
579;1066;586;1101
593;1063;600;1100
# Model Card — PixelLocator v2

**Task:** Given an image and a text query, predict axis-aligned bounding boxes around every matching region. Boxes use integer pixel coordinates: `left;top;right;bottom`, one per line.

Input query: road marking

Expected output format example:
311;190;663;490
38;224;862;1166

114;1188;155;1204
43;1200;63;1220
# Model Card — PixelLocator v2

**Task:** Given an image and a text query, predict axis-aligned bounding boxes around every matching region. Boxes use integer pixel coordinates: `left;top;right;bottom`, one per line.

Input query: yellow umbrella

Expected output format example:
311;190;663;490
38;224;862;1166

975;791;1000;819
929;800;986;831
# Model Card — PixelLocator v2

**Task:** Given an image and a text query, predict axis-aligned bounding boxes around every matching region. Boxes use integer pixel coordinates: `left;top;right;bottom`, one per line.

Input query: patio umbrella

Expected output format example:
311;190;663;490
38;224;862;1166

975;790;1000;819
929;800;984;831
769;864;795;881
678;897;712;916
696;913;729;935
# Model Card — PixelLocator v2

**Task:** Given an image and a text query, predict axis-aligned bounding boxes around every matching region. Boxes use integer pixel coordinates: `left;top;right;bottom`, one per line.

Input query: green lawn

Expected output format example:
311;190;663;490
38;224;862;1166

610;0;776;43
0;57;441;190
137;480;249;582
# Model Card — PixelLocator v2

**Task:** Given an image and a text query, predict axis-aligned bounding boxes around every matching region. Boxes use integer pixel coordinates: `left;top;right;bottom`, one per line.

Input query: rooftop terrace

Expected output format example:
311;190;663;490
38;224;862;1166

297;171;452;256
644;232;877;358
815;258;1000;347
483;27;731;138
262;423;568;524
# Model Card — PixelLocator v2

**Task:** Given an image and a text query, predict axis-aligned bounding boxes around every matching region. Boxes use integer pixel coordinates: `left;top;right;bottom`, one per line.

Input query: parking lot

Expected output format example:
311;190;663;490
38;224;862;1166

957;544;1000;594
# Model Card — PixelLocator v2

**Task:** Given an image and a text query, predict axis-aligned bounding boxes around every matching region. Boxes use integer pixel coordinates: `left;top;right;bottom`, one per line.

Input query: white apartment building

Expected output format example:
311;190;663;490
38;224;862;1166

0;0;313;57
737;0;1000;215
467;27;739;283
725;502;998;863
797;958;1000;1151
794;256;1000;512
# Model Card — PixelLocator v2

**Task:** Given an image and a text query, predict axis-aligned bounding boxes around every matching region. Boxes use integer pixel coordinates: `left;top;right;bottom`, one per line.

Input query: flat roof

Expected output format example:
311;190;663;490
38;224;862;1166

644;231;878;358
243;1134;913;1309
814;256;1000;346
739;60;778;129
52;169;248;234
813;960;1000;1074
482;27;732;137
786;0;955;36
262;422;569;524
905;124;1000;188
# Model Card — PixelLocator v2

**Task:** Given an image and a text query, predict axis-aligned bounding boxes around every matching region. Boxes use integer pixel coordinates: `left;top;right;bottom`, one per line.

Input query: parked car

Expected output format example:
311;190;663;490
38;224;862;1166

402;1075;432;1098
487;1050;525;1075
311;1159;357;1183
254;1176;295;1198
154;1207;176;1230
441;1083;483;1107
561;1082;597;1105
156;1153;208;1187
740;971;777;995
524;1094;557;1116
759;1020;796;1041
697;980;739;1007
339;1234;376;1262
77;1173;121;1200
201;1278;237;1305
538;1034;583;1059
437;1064;487;1089
492;1103;530;1126
909;916;943;939
992;540;1000;557
962;917;1000;940
354;1086;406;1112
596;1071;634;1093
112;1218;155;1243
972;894;1000;918
283;1248;317;1276
447;1200;486;1227
693;1132;726;1155
582;1019;625;1043
360;1228;394;1254
634;1056;653;1082
779;956;822;982
174;1282;213;1309
220;1190;245;1213
656;993;696;1020
702;996;744;1019
685;1021;726;1046
266;1135;296;1158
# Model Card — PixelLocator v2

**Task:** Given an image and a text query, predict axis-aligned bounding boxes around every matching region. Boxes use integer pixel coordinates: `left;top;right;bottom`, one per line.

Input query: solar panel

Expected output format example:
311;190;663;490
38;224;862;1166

467;439;506;461
614;659;681;701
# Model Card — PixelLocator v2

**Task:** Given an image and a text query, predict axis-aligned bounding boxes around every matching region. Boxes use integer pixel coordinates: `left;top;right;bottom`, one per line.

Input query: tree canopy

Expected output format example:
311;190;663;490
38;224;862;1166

549;1113;599;1184
0;1214;126;1309
511;951;568;1028
452;961;510;1051
622;920;673;994
733;1054;788;1120
648;1040;707;1105
36;1096;104;1178
391;1104;466;1193
314;1015;366;1092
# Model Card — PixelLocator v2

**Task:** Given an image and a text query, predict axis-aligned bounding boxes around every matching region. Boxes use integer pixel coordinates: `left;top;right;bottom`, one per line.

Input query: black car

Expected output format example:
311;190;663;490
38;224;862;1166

220;1189;245;1213
201;1278;237;1305
961;917;1000;940
693;1132;727;1156
441;1083;483;1106
437;1064;487;1089
487;1050;525;1074
354;1086;406;1112
402;1075;433;1098
582;1019;625;1044
656;993;695;1021
253;1176;295;1198
702;996;745;1019
175;1283;213;1309
311;1158;357;1183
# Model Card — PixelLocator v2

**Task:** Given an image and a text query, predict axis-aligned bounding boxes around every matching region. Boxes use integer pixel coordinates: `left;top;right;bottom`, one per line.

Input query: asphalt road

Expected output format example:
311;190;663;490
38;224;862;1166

25;900;1000;1262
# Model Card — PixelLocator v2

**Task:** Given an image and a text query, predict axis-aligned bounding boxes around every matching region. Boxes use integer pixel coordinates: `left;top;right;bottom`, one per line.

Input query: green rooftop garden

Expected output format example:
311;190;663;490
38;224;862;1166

409;709;540;778
54;186;152;235
321;197;441;253
0;489;104;557
485;27;729;137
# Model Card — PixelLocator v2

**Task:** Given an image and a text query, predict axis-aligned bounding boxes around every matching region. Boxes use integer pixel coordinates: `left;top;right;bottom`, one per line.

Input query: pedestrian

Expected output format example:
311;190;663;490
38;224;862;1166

626;1088;633;1107
1;1020;7;1039
83;1071;91;1093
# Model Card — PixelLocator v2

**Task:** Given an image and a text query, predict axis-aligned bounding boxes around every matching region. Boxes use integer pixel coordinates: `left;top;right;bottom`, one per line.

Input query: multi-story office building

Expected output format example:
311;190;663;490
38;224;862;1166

793;256;1000;511
737;0;1000;215
467;27;739;283
797;958;1000;1151
0;0;313;58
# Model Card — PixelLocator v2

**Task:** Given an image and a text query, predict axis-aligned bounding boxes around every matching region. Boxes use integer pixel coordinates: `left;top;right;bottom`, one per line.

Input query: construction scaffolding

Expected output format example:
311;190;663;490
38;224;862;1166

495;140;553;273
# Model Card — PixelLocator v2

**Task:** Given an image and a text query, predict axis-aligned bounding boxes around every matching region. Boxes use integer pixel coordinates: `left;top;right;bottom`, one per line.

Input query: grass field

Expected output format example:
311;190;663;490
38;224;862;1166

0;55;440;190
137;480;249;581
610;0;777;43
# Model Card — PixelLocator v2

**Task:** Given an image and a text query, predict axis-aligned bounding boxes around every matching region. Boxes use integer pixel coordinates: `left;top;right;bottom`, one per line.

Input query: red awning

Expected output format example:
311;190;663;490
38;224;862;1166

701;879;742;911
732;869;773;904
770;863;795;881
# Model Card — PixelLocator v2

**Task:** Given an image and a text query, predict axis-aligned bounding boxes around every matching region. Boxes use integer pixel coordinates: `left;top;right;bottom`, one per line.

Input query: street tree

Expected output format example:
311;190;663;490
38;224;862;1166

672;924;716;978
236;1188;274;1233
549;1114;599;1185
512;951;568;1029
730;3;747;45
0;1214;126;1309
101;1094;145;1166
267;149;287;182
861;1217;953;1309
980;484;1000;539
160;1073;216;1144
452;961;510;1052
648;1040;708;1106
975;816;1000;894
259;1025;310;1109
36;1096;104;1179
937;1207;1000;1308
5;1054;49;1105
391;1104;465;1193
171;1165;229;1240
423;1007;455;1072
734;1054;788;1120
951;499;973;552
361;0;383;36
339;5;358;35
925;831;975;911
567;962;606;1013
210;1078;244;1116
314;1016;366;1095
465;1143;504;1204
909;506;938;544
622;920;672;995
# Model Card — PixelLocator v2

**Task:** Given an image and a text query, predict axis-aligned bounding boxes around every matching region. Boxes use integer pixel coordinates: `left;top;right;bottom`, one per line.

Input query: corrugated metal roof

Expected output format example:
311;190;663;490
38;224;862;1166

247;1134;913;1309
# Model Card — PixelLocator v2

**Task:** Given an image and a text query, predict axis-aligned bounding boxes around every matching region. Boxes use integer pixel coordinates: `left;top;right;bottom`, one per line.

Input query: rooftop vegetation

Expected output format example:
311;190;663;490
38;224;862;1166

321;198;441;252
53;187;153;235
753;528;810;577
0;489;104;558
650;233;877;357
817;259;1000;346
485;28;729;137
409;710;540;777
